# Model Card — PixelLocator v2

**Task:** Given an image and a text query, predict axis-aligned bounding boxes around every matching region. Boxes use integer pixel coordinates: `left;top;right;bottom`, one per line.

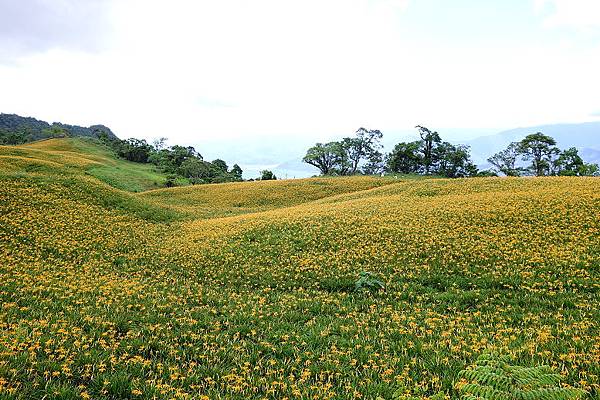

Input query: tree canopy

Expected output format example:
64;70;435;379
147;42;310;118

302;128;384;175
488;134;598;177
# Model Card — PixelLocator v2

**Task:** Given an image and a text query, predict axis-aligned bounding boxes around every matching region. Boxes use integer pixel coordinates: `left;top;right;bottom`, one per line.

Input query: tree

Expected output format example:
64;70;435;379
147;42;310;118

303;128;383;176
579;163;599;176
211;159;228;173
302;142;345;175
230;164;243;181
42;125;69;138
179;158;211;183
555;147;600;176
152;137;168;151
354;127;383;175
386;141;422;174
386;128;477;178
554;147;584;176
260;170;277;180
487;142;521;176
117;138;154;163
435;143;478;178
517;132;559;176
416;125;442;174
362;149;384;175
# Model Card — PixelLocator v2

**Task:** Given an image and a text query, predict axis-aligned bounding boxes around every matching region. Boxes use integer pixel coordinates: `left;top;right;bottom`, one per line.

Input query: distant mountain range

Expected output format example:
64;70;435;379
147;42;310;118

466;122;600;166
0;113;118;143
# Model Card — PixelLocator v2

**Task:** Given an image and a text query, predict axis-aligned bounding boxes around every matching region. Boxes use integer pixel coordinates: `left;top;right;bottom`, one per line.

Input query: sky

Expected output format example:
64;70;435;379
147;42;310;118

1;0;600;150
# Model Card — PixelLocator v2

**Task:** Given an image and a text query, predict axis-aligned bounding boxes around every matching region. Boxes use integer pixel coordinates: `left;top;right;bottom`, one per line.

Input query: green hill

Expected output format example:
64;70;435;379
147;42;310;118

0;113;118;144
1;137;168;192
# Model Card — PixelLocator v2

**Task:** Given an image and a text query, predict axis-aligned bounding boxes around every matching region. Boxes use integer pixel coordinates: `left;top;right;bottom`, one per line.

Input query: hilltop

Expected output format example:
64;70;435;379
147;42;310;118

0;113;118;144
0;137;598;398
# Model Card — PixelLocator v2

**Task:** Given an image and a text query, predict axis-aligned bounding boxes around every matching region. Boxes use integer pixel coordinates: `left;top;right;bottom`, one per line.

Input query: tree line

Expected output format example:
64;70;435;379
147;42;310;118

487;132;598;177
303;127;599;178
98;134;276;186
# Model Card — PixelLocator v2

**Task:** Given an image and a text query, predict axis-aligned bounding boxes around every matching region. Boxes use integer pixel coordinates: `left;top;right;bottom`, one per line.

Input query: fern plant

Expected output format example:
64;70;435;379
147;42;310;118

354;271;385;293
456;354;586;400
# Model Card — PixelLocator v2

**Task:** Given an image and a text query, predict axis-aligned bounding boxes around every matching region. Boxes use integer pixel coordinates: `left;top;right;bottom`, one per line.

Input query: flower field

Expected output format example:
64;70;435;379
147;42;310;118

0;139;599;399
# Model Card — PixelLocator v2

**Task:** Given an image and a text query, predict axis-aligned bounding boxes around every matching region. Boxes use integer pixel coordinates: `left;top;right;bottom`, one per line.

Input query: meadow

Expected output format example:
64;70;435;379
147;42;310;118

0;139;598;399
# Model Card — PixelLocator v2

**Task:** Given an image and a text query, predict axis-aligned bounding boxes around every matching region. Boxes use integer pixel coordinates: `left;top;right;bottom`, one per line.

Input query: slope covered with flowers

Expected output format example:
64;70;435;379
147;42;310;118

0;139;598;399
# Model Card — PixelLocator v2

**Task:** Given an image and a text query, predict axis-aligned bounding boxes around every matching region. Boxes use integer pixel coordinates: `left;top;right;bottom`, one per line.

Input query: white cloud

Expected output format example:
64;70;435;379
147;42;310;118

0;0;112;62
535;0;600;29
1;0;599;148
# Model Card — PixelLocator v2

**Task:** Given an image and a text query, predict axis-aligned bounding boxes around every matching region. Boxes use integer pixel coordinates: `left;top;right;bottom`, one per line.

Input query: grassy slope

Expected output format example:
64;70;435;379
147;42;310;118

0;138;599;399
141;176;395;218
18;137;167;192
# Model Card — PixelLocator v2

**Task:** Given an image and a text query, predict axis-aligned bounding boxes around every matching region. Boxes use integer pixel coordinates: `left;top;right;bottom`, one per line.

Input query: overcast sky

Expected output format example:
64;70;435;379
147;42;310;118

1;0;599;145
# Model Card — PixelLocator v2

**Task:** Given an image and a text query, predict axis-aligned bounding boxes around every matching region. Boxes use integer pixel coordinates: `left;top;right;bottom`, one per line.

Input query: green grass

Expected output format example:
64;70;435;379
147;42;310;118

87;163;166;192
17;137;170;192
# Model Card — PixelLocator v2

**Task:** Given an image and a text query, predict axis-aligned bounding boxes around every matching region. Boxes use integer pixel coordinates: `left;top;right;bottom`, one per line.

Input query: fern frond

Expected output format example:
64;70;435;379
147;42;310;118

456;354;586;400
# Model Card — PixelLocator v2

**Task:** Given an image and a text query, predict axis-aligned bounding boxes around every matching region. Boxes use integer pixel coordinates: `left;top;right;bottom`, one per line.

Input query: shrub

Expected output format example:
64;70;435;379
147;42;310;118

354;271;385;293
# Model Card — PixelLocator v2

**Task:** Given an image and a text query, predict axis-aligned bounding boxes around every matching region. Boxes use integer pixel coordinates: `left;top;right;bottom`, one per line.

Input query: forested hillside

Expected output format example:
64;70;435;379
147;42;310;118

0;113;117;144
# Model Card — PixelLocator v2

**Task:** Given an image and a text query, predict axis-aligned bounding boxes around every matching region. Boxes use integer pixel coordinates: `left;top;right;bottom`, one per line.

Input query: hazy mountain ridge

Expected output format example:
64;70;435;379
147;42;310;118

466;121;600;165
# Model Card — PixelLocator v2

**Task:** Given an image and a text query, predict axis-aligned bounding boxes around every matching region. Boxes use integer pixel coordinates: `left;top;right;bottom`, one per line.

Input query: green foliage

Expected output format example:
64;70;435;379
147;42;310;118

554;147;599;176
354;271;385;293
387;126;478;178
259;169;277;180
387;141;423;174
488;142;522;177
303;141;345;175
211;158;228;173
489;135;599;177
230;164;243;180
99;134;243;186
456;354;586;400
518;133;559;176
303;128;384;175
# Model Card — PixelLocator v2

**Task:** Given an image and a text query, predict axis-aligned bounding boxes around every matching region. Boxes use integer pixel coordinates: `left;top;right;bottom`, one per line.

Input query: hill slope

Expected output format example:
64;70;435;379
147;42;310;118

1;137;168;192
0;113;118;144
0;139;598;399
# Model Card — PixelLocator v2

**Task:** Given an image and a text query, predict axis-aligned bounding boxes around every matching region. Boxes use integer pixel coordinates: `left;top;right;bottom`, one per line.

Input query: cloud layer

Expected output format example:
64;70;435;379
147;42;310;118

0;0;599;146
0;0;112;62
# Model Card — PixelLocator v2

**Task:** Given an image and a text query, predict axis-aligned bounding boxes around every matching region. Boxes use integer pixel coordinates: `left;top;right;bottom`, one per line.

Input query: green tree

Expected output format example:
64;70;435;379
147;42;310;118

260;170;277;180
303;128;383;176
435;143;478;178
517;132;559;176
179;158;211;183
117;138;154;163
579;163;599;176
554;147;585;176
302;142;345;175
553;147;598;176
211;159;228;173
416;125;442;174
42;125;69;138
362;149;384;175
386;141;422;174
487;142;521;176
149;145;201;173
230;164;243;181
